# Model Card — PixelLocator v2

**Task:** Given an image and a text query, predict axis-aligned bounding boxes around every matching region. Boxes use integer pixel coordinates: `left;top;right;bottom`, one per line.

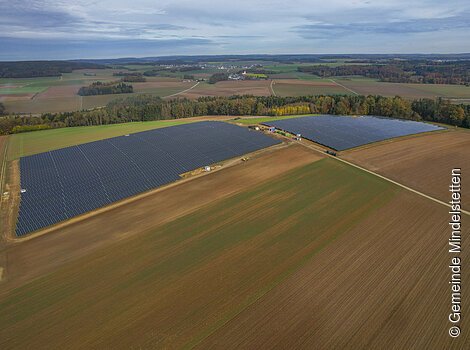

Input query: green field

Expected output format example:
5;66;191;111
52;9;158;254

0;71;116;96
244;73;268;79
0;158;396;349
0;85;49;95
7;119;199;160
264;60;371;74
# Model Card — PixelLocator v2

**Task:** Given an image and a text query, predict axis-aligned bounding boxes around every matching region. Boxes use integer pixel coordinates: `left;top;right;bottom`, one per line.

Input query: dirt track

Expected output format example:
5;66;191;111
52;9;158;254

196;190;470;349
1;144;322;291
343;130;470;208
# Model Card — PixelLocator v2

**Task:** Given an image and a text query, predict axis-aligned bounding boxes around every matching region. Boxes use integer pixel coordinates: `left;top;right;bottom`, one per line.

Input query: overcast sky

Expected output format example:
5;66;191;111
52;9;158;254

1;0;469;60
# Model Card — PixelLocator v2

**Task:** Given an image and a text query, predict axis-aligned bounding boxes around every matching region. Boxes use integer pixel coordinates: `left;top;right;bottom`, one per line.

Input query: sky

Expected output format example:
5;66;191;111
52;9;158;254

1;0;469;60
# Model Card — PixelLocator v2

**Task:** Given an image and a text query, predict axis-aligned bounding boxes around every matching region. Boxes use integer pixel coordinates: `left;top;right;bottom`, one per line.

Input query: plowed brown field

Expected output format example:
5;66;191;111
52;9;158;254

35;85;81;99
342;129;470;208
0;157;397;349
1;144;321;290
196;190;469;349
1;136;467;349
178;80;272;99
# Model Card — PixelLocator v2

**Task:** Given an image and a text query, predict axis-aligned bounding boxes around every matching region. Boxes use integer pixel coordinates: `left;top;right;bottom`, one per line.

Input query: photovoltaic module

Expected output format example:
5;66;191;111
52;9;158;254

16;121;280;236
263;115;443;151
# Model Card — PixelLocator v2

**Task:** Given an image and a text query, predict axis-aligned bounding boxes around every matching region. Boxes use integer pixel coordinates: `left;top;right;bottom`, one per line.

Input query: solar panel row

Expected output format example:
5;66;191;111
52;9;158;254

263;115;443;151
16;121;280;236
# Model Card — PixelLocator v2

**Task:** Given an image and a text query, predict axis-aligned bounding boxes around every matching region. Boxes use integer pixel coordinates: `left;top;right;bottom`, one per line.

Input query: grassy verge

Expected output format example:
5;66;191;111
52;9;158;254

232;114;317;125
7;119;199;160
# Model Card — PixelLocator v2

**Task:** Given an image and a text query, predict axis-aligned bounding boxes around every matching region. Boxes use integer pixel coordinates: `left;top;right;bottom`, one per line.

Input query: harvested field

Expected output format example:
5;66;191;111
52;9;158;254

34;85;81;99
342;129;470;208
144;77;190;83
3;96;81;114
413;84;470;99
1;144;321;289
272;79;351;96
132;80;192;91
337;79;436;98
196;190;469;349
336;78;470;99
178;80;272;98
0;157;396;349
0;94;34;102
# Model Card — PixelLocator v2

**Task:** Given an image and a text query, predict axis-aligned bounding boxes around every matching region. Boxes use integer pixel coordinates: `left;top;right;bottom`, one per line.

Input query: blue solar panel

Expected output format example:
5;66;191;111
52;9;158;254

16;121;280;236
263;115;444;151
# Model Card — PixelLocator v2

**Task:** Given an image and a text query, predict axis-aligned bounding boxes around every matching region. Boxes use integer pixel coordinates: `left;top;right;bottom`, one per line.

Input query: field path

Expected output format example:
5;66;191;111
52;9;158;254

294;138;470;216
269;79;276;96
164;81;200;98
0;137;8;197
0;136;10;282
329;79;359;95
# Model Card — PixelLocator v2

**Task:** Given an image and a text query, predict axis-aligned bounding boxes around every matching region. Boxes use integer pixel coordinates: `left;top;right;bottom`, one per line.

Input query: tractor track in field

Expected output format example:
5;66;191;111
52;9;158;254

269;79;276;96
163;81;200;98
329;79;359;95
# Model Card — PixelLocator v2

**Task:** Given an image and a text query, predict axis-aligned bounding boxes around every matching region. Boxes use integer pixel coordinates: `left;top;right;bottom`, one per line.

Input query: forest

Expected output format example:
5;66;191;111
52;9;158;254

0;94;468;135
299;61;470;85
0;61;105;78
77;82;134;96
208;73;230;84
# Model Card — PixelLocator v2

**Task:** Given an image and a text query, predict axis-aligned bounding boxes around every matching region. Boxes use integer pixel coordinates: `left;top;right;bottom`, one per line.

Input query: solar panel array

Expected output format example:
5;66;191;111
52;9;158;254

263;115;443;151
16;121;280;236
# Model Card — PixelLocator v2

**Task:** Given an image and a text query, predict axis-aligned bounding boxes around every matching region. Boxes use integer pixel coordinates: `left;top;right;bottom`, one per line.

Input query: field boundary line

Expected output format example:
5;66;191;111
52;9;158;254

164;81;200;98
329;79;358;95
295;139;470;216
270;79;276;96
0;138;9;199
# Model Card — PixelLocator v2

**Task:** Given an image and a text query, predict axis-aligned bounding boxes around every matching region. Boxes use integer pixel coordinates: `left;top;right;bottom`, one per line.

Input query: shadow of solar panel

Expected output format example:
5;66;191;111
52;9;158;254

263;115;444;151
15;121;280;236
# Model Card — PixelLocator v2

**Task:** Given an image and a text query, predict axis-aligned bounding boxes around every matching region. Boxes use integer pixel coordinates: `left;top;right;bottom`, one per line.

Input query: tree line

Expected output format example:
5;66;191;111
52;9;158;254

299;61;470;85
0;94;469;135
77;81;134;96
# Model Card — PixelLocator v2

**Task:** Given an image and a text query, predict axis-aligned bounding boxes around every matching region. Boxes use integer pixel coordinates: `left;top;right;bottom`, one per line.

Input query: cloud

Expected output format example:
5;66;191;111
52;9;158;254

1;0;470;59
294;13;470;39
